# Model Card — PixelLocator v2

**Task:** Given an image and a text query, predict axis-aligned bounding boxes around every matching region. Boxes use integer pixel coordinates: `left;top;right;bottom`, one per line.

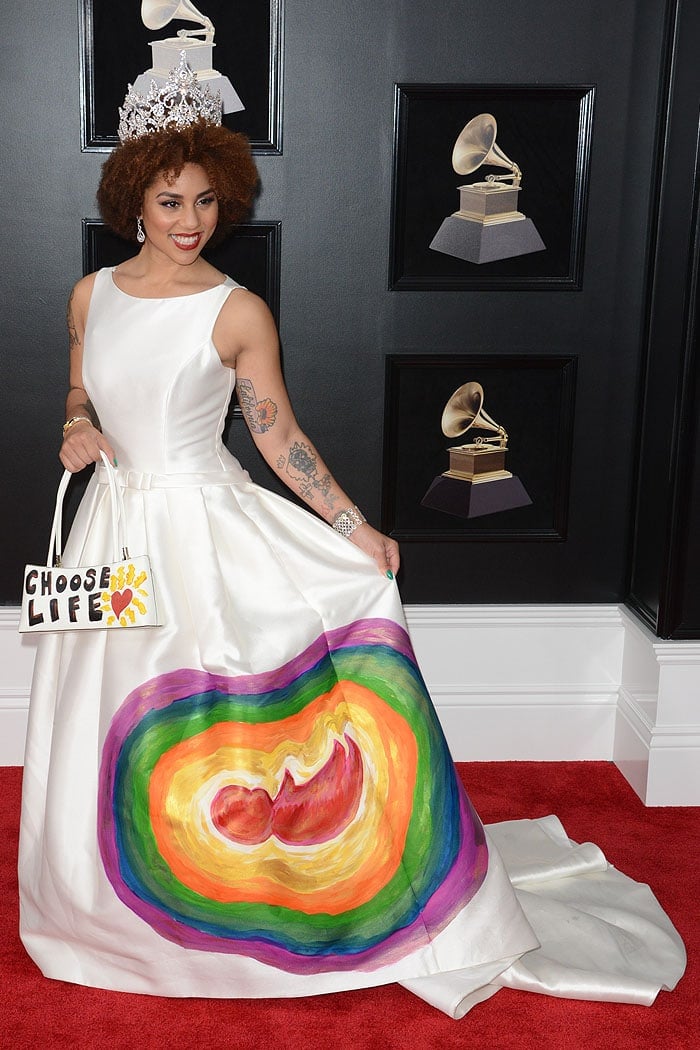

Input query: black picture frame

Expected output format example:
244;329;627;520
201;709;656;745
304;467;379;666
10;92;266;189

79;1;284;153
82;219;281;422
382;355;577;541
389;85;595;290
81;219;281;321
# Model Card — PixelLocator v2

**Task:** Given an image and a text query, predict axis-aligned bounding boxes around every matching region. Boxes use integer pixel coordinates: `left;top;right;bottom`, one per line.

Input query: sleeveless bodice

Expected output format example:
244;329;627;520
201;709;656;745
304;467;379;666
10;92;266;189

83;268;242;474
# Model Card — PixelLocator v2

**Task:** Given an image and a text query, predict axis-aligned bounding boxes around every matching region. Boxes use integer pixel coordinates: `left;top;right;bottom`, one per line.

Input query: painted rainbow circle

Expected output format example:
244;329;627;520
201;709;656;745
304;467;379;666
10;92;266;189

98;619;487;973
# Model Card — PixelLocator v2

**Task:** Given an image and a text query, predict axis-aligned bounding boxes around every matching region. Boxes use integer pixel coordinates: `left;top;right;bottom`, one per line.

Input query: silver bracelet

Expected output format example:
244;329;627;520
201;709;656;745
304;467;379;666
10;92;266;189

331;505;366;537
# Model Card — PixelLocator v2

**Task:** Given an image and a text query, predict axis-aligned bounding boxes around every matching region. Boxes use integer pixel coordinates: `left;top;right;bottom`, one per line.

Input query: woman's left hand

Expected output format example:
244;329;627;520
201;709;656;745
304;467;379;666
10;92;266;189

349;523;400;578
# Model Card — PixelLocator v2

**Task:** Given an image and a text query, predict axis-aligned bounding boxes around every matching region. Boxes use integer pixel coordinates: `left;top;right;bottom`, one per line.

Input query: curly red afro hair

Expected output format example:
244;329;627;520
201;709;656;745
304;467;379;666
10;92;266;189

97;121;259;242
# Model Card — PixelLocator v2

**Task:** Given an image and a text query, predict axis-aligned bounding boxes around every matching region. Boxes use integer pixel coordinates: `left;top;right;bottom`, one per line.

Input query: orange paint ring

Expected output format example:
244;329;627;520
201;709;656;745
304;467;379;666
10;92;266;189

148;683;418;913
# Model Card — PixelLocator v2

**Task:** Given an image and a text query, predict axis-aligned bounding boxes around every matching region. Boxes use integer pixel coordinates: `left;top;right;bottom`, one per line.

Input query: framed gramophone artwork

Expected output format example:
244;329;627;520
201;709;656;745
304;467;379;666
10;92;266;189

389;85;595;290
381;355;577;541
79;0;284;153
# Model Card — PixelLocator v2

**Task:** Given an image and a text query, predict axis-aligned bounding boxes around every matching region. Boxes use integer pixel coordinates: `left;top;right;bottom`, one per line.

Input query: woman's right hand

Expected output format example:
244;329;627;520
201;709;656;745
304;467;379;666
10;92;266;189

59;420;116;473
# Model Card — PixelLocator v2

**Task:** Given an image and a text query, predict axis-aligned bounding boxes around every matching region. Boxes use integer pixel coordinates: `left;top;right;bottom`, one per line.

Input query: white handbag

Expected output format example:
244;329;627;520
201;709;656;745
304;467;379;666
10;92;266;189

19;452;159;633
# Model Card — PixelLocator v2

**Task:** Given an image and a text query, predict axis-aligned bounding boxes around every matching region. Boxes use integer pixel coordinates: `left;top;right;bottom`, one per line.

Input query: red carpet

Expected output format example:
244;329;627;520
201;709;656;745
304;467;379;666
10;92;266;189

1;763;696;1049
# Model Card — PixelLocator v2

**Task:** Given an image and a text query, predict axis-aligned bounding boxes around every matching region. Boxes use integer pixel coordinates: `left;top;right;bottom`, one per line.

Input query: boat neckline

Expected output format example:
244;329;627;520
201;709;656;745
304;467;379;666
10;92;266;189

109;268;231;301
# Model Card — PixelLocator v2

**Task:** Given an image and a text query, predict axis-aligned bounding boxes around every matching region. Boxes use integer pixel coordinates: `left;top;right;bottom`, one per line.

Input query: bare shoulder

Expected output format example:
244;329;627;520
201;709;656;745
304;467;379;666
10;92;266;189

214;287;279;365
221;287;275;326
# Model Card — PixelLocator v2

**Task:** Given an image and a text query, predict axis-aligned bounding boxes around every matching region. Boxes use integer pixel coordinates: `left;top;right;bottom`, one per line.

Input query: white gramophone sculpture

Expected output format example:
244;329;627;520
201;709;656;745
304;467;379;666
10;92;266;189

429;114;545;264
132;1;244;114
421;382;532;519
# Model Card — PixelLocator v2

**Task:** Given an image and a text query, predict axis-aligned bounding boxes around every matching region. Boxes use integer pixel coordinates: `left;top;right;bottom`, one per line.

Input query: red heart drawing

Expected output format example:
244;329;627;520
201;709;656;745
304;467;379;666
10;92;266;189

111;589;133;618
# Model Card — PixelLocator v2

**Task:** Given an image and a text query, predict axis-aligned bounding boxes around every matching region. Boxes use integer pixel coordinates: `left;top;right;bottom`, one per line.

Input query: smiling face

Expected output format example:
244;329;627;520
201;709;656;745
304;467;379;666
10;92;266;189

139;162;219;264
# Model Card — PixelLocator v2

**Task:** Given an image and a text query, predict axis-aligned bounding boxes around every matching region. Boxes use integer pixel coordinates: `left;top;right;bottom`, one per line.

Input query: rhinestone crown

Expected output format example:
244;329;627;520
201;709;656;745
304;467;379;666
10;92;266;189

118;51;222;142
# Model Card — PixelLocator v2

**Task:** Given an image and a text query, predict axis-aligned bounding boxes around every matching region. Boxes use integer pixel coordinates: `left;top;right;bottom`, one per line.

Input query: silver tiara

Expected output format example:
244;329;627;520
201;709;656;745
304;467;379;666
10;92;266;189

118;51;222;142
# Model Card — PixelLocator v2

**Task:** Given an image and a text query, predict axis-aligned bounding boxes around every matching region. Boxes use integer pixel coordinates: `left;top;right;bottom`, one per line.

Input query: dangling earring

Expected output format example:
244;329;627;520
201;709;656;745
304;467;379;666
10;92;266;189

136;217;146;244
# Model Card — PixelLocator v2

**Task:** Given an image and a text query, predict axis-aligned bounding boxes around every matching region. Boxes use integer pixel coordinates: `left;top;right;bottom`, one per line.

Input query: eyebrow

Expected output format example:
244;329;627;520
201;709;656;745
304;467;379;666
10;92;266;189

155;188;215;199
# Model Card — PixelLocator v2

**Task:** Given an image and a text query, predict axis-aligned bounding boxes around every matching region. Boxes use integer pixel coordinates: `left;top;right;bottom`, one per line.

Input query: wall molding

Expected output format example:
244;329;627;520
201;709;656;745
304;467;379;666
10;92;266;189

0;608;38;766
2;604;699;803
403;603;623;763
614;607;700;804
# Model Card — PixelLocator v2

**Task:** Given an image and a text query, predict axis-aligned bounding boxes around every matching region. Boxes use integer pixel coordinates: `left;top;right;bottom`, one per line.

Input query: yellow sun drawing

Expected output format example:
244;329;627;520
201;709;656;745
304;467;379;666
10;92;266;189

101;563;150;626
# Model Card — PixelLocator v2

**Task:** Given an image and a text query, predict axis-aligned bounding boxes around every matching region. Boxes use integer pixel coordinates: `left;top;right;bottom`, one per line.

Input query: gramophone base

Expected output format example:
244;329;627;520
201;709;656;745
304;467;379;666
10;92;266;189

134;39;245;115
429;214;545;264
421;473;532;520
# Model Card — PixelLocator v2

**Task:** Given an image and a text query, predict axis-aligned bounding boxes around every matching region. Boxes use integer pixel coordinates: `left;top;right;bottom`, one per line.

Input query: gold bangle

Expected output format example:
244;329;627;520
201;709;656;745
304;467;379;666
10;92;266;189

62;415;92;436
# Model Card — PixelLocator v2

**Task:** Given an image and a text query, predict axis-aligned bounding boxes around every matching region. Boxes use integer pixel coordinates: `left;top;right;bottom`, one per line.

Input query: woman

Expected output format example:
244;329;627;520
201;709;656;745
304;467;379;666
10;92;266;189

63;122;398;579
19;56;684;1016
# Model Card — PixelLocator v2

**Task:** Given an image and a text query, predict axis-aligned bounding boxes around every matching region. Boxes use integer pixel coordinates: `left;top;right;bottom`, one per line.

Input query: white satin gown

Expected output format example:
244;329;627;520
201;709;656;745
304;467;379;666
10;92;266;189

18;268;686;1016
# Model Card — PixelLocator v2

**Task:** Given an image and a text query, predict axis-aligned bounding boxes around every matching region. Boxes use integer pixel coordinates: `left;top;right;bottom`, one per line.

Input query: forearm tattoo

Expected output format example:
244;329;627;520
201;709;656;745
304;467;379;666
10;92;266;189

66;289;80;350
236;378;278;434
285;441;338;513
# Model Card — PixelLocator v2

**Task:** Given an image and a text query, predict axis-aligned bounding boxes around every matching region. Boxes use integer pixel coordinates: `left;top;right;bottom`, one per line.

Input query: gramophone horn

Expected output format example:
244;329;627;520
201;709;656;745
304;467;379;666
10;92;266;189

441;382;503;439
141;0;211;31
452;113;520;179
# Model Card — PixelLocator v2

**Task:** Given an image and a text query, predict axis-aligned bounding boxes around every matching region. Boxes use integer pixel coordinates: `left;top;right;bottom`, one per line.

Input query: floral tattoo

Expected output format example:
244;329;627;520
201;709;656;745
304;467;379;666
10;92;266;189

236;378;278;434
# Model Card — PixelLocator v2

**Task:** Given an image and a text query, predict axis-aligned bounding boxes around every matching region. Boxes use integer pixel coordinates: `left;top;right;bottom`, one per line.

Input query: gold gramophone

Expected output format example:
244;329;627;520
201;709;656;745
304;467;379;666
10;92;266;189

132;1;244;114
421;382;532;519
429;114;545;264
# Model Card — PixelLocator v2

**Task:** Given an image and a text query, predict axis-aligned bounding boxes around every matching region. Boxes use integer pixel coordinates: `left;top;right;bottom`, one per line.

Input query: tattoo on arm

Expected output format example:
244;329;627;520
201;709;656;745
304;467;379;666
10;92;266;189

236;378;278;434
285;441;339;513
66;289;80;350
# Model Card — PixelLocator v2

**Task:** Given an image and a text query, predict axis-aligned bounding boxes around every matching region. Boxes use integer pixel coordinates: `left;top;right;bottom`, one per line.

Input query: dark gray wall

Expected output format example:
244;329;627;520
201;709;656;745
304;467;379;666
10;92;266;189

0;2;673;607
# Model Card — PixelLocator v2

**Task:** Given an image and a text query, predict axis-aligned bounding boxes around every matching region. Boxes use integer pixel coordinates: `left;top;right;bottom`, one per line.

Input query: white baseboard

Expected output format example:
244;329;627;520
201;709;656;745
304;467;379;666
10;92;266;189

0;610;38;765
404;604;623;761
613;609;700;805
2;605;699;804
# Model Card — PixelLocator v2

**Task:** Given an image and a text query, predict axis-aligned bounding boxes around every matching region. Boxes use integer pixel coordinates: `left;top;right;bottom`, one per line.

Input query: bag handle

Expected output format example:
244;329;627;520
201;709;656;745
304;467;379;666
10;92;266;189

47;452;128;567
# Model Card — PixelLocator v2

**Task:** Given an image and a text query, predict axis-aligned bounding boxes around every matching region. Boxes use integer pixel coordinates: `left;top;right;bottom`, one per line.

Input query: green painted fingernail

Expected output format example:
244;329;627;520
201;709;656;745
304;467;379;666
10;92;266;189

386;570;394;580
113;457;118;467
